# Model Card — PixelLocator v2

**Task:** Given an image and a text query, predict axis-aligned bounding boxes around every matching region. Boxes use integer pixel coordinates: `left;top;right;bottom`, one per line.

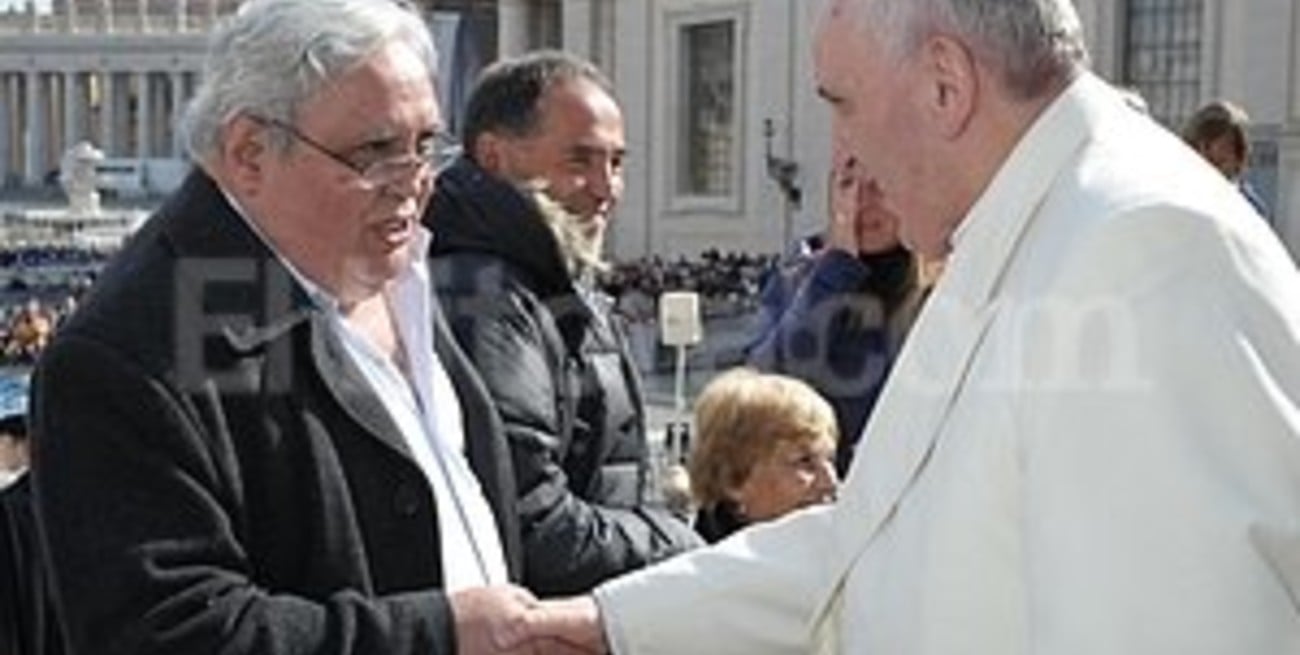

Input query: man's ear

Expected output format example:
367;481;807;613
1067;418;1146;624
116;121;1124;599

220;114;271;195
920;34;978;139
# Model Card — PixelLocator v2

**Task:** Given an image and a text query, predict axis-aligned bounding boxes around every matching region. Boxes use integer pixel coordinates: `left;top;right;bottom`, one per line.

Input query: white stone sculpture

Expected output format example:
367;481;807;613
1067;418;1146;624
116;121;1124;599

59;141;105;217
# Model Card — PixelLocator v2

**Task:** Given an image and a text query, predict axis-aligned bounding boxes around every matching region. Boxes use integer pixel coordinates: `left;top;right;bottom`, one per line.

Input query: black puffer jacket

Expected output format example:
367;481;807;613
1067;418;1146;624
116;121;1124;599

426;158;701;596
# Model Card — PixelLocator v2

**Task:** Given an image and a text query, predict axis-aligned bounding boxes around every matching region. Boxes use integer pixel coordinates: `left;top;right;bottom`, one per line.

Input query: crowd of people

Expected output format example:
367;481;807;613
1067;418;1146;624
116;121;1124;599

0;244;106;366
2;1;1298;655
0;297;78;366
598;250;776;321
0;245;112;273
599;251;778;376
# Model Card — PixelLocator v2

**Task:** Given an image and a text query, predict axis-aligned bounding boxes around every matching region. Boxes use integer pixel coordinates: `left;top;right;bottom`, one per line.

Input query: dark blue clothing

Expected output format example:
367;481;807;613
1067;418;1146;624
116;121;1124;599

746;246;913;475
1240;180;1271;222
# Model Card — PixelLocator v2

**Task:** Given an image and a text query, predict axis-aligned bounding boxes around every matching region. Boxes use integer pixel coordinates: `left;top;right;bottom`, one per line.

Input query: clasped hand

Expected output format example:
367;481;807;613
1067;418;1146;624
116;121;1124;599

451;586;607;655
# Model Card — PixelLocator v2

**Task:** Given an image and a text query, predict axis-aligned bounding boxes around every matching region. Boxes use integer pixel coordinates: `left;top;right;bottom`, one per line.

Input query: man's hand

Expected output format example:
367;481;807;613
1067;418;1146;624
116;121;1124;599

451;586;601;655
450;585;539;655
826;155;862;255
526;596;608;654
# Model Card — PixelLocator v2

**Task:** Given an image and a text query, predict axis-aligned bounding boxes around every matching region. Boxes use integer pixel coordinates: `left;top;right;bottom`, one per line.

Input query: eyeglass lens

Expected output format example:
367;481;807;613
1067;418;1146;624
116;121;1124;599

358;135;460;188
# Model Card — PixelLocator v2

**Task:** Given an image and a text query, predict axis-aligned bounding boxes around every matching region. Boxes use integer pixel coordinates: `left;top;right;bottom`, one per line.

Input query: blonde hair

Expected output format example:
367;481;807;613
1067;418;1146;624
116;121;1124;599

688;368;839;509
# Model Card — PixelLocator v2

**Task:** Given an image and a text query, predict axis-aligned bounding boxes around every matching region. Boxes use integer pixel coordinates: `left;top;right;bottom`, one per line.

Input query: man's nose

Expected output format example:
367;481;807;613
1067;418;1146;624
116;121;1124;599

585;160;621;203
385;165;435;202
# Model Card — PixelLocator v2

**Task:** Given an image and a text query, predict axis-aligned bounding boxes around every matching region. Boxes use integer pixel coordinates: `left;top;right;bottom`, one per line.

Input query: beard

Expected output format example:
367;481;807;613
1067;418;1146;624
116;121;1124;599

519;182;609;279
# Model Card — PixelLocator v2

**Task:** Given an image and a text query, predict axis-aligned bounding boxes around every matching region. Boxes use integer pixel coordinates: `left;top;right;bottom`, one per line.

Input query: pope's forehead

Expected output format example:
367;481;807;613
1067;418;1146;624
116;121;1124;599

826;0;867;23
816;0;869;47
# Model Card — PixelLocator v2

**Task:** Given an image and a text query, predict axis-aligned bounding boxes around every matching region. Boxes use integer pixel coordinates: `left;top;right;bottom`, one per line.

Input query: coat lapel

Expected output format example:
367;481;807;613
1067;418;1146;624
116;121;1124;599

161;171;416;462
308;314;413;461
835;290;999;542
431;300;524;579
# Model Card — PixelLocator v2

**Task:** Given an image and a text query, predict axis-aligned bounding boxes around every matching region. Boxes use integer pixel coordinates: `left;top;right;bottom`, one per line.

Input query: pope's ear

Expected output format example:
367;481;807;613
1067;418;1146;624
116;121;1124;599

220;114;272;192
919;33;978;139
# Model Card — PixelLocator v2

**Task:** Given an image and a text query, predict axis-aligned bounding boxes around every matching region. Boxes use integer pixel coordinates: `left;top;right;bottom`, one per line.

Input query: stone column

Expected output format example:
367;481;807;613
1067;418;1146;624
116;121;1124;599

13;73;23;182
590;0;617;74
0;73;11;185
24;70;44;186
176;0;188;31
63;71;84;151
65;0;79;33
114;72;131;155
498;0;529;58
99;71;116;156
170;70;185;157
562;0;594;61
101;0;114;33
134;71;151;158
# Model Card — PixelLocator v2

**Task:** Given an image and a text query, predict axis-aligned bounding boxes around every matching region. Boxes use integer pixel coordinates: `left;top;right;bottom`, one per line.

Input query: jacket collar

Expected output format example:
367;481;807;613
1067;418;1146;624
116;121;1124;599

427;156;574;299
160;170;316;353
307;313;410;460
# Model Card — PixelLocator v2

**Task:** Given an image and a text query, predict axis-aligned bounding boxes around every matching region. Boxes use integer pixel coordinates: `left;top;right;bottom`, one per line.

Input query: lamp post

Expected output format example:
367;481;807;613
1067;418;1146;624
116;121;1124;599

763;117;802;248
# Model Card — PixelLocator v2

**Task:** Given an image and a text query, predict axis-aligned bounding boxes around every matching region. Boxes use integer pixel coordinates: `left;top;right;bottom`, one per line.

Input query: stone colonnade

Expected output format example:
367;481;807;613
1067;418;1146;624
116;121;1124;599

0;67;196;186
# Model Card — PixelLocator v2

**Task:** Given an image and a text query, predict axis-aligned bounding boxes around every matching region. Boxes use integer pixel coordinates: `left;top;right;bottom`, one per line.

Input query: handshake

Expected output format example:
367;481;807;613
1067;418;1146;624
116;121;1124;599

451;585;608;655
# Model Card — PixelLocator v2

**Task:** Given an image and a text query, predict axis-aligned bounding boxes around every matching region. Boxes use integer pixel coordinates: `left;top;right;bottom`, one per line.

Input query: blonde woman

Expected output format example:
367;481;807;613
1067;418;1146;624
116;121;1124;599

688;368;839;542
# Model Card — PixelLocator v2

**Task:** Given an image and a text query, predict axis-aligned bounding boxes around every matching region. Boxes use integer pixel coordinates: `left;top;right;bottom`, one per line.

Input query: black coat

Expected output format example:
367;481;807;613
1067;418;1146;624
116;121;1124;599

30;171;522;655
426;158;700;596
1;474;66;655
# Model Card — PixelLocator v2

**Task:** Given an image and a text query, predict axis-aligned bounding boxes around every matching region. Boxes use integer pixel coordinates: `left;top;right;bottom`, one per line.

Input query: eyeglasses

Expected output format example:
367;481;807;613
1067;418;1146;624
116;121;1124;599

251;115;460;191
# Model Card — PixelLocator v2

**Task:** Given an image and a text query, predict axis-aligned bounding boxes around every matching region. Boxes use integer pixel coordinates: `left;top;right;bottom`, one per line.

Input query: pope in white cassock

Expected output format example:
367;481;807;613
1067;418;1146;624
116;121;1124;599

520;0;1300;653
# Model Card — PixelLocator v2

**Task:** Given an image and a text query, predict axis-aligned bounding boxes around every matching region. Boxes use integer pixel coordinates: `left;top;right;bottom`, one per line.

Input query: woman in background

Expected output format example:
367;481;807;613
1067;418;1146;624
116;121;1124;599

687;368;839;542
747;146;931;474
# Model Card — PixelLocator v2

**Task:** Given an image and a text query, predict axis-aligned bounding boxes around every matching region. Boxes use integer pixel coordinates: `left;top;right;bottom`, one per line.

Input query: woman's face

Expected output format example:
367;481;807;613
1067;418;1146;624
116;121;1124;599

1198;134;1245;181
729;433;838;523
831;156;902;255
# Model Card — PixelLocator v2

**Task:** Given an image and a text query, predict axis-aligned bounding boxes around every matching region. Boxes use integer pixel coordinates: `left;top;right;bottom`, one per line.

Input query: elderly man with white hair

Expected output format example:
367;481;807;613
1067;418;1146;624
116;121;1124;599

28;2;581;654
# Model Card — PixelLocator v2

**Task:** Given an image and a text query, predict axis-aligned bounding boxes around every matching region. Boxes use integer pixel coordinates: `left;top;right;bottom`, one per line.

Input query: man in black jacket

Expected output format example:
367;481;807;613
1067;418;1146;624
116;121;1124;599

30;2;555;654
426;51;701;597
1;411;65;655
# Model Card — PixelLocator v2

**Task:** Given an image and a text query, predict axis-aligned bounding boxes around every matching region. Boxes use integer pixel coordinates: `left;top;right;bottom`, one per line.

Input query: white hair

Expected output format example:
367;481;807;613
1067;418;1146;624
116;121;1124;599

860;0;1088;99
181;0;437;161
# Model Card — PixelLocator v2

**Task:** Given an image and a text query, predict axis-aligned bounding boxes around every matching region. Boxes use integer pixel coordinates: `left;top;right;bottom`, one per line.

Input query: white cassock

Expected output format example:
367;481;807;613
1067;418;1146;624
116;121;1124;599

594;72;1300;655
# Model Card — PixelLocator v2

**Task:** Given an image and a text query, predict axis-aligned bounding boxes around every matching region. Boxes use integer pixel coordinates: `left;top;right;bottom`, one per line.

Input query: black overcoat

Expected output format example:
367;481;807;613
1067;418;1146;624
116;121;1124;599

30;171;521;655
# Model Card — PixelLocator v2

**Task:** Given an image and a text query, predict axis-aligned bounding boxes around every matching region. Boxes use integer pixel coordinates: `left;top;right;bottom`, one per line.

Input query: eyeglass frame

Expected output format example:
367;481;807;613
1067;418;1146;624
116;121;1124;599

248;114;461;190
